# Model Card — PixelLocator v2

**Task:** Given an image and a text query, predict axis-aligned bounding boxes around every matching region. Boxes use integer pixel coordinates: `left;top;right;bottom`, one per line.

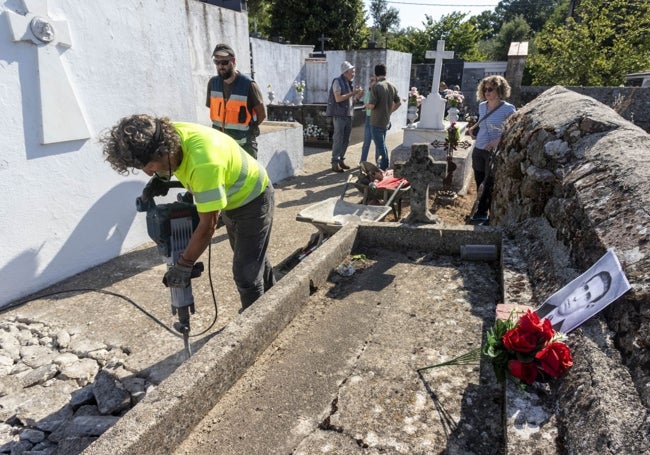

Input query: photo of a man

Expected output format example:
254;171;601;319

535;249;630;333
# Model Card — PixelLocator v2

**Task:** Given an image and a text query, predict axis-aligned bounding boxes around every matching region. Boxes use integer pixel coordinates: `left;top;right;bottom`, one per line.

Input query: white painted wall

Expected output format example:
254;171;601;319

0;0;249;306
0;0;408;307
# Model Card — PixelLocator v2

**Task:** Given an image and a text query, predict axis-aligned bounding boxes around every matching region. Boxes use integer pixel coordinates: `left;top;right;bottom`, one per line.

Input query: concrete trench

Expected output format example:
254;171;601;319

83;223;513;454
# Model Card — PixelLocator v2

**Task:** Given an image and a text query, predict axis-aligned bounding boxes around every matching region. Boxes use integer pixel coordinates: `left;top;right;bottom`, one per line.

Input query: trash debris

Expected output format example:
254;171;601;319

336;263;355;276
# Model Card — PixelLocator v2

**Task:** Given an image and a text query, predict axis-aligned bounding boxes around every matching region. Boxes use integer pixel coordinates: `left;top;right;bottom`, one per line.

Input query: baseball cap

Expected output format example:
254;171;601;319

213;43;235;58
341;61;354;73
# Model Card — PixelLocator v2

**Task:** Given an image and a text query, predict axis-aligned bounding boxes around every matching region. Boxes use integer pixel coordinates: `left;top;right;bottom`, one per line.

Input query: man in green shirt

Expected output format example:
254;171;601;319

100;114;275;311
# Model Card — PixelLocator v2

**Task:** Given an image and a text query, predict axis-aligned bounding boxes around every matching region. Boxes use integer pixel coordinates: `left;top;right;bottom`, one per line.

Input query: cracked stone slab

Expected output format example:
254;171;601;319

175;249;503;454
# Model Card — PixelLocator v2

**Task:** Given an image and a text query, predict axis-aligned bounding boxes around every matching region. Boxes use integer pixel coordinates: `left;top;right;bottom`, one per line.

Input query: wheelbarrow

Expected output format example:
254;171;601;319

296;174;405;240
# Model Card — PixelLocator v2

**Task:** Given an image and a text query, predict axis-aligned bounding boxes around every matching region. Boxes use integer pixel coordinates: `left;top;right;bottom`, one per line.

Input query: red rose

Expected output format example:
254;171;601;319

518;309;554;342
535;342;573;378
539;318;555;342
502;327;539;353
508;359;538;384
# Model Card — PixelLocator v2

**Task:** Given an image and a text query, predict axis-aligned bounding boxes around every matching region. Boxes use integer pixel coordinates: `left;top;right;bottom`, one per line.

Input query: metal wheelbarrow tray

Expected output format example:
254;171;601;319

296;175;405;237
295;197;392;237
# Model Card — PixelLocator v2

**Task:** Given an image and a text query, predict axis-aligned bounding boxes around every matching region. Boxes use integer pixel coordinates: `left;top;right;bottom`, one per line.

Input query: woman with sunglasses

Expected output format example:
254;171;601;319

469;75;516;223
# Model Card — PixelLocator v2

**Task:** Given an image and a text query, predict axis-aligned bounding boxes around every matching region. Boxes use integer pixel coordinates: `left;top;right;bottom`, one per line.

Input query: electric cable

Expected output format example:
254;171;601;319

1;241;220;340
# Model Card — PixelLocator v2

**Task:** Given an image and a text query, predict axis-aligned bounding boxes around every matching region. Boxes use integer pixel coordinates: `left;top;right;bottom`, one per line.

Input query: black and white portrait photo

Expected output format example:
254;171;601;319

535;249;631;333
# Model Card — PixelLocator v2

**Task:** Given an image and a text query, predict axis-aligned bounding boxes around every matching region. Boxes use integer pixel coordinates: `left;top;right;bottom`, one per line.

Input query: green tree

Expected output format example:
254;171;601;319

413;12;484;63
366;0;400;48
247;0;271;36
391;27;431;60
491;15;532;60
369;0;400;33
472;10;501;39
494;0;563;33
528;0;650;86
267;0;366;50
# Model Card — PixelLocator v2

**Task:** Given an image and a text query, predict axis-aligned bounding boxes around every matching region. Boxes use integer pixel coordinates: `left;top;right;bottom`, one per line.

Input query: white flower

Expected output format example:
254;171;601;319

444;89;464;107
303;123;324;138
294;80;306;93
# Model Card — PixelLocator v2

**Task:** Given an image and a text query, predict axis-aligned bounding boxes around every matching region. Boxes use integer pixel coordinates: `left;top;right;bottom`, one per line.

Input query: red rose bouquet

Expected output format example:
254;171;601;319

418;309;573;388
483;309;573;386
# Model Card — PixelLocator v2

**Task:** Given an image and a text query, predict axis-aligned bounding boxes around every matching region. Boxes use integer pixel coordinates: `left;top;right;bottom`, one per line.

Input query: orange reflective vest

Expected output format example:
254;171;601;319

208;74;253;147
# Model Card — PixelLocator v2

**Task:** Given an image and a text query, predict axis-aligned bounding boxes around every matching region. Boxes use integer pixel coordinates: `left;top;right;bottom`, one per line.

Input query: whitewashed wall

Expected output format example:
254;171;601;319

250;41;410;131
0;0;248;306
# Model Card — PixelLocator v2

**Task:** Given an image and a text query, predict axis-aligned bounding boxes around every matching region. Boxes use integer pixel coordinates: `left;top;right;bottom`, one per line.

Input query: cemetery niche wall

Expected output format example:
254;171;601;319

267;104;366;147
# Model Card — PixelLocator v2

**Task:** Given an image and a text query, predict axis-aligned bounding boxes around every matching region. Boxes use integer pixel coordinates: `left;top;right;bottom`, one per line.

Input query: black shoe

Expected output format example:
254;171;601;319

332;164;344;173
470;214;489;223
339;161;351;170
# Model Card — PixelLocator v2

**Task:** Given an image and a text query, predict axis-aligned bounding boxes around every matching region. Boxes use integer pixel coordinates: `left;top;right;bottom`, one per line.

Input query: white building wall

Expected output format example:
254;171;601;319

0;0;249;306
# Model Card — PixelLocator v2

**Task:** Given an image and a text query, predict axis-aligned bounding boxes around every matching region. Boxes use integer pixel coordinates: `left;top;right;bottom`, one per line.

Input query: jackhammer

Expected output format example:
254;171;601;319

136;176;203;356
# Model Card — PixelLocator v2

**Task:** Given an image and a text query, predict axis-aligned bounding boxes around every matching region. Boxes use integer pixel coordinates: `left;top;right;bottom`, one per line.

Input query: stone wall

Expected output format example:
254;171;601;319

491;86;650;452
517;86;650;133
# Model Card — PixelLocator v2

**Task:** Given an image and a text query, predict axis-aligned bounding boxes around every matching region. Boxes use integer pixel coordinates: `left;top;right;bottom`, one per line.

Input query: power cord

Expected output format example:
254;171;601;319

1;242;219;340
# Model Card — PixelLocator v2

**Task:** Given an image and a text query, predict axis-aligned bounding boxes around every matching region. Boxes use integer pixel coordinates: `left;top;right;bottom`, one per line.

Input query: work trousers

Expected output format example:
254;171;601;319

222;185;276;309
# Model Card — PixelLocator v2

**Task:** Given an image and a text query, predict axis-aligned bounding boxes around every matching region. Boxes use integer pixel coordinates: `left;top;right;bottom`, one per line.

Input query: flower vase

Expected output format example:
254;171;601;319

407;105;418;128
447;106;459;122
297;92;304;106
268;91;275;104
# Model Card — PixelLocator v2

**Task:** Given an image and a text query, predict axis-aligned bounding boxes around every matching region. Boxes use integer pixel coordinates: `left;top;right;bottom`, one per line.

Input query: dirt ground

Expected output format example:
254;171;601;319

383;182;478;225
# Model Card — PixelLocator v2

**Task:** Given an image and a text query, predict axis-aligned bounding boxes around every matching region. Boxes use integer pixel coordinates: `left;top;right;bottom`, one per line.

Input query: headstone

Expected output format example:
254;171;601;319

6;0;90;144
418;40;454;130
442;58;464;88
418;93;447;130
394;143;445;224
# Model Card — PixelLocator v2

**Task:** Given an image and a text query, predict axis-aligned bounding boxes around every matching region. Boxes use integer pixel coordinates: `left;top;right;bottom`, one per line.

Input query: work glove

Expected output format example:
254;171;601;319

142;175;171;201
162;264;193;288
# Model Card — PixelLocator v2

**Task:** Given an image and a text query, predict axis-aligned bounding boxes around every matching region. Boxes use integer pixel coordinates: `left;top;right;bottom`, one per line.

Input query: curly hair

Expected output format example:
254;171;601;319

476;75;511;102
99;114;180;175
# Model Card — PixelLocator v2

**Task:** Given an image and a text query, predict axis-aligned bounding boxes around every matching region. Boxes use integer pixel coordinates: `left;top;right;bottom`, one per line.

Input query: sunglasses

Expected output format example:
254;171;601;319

213;59;231;66
483;86;495;93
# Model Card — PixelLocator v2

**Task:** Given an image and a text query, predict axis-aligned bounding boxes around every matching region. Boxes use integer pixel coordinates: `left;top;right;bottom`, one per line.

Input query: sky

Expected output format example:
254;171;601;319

363;0;498;30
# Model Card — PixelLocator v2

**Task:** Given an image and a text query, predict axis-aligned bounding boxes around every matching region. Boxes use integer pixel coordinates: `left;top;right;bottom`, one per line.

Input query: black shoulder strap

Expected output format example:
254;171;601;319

476;101;505;126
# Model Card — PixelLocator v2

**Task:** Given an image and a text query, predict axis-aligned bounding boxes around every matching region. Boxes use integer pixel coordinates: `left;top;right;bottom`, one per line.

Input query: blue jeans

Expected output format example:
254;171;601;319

371;125;389;170
360;116;372;163
222;186;276;309
331;116;352;166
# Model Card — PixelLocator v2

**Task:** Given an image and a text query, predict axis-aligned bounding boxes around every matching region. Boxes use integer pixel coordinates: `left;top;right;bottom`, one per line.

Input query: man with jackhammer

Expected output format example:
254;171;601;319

206;43;266;159
100;114;275;312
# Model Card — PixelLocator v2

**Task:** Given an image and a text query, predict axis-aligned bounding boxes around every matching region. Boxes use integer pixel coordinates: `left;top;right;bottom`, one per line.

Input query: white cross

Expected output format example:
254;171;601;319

6;0;90;144
425;40;454;95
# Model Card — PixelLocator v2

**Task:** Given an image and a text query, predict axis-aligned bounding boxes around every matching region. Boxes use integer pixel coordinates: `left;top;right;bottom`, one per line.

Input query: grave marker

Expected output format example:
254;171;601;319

6;0;90;144
395;143;445;224
418;40;454;130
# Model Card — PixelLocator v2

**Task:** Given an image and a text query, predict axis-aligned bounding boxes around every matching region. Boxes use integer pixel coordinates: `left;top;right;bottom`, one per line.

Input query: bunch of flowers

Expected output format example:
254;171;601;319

418;309;573;388
303;123;324;138
483;309;573;386
408;87;423;107
444;89;464;108
293;80;306;93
